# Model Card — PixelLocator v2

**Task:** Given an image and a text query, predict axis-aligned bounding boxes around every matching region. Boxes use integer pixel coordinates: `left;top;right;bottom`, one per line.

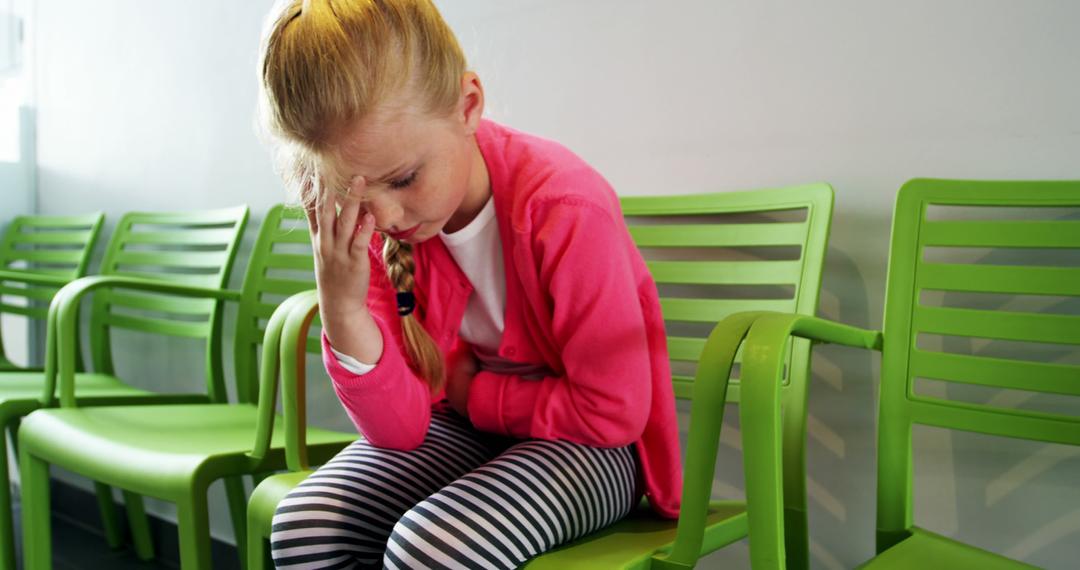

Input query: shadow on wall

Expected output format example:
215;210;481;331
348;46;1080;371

801;246;878;570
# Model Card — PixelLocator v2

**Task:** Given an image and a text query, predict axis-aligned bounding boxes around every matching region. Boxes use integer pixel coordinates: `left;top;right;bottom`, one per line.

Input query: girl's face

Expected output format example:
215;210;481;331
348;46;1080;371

329;76;489;244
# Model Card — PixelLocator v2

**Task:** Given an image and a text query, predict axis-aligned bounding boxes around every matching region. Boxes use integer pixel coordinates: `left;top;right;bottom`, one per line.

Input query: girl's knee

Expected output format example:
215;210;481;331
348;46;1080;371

383;498;527;570
384;511;459;570
270;486;390;568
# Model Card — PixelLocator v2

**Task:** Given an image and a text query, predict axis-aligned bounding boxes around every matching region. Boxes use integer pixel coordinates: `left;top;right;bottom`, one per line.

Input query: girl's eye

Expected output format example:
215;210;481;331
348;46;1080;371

389;170;418;190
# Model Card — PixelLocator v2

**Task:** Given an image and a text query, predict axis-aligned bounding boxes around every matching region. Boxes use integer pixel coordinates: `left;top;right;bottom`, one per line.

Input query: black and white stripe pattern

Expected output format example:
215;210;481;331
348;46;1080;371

271;408;640;569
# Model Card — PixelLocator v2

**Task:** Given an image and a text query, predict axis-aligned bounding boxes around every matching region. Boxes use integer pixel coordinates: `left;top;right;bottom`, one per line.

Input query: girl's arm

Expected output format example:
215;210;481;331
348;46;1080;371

467;198;653;448
316;209;435;450
308;186;384;364
305;183;432;449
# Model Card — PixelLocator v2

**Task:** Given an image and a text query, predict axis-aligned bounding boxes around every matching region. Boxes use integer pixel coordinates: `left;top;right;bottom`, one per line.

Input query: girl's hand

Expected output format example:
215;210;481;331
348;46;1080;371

445;353;479;418
306;177;383;363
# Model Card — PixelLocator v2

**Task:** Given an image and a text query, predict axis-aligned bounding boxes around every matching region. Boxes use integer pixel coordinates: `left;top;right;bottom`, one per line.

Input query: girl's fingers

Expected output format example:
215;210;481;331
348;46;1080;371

353;212;376;253
335;194;361;251
345;176;370;254
316;188;336;252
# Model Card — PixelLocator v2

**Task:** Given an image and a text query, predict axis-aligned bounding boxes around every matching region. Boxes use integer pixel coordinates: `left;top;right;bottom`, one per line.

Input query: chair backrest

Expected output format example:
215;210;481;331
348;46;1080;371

87;207;249;395
0;213;105;322
877;179;1080;548
234;205;317;405
620;183;834;403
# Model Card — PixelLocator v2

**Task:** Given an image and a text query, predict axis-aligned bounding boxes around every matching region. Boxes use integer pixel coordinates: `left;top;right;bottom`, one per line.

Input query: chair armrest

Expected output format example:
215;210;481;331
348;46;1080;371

651;310;774;570
248;289;319;467
279;290;321;471
48;275;243;408
739;313;881;570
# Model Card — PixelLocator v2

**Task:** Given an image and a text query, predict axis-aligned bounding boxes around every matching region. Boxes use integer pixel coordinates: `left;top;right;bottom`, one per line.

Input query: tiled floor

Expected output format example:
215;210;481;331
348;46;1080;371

13;502;167;569
12;480;243;570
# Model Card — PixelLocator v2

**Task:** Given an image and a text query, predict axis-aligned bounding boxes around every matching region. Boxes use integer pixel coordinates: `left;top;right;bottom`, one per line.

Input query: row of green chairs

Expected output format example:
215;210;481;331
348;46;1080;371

0;207;251;569
10;178;1076;569
3;204;359;569
9;183;836;569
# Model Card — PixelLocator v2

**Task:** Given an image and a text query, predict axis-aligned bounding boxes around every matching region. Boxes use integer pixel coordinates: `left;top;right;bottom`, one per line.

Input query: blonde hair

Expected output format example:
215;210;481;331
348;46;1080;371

259;0;467;394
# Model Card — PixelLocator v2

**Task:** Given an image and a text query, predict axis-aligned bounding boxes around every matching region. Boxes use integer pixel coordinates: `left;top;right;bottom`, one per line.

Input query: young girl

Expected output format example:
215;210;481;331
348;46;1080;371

258;1;681;567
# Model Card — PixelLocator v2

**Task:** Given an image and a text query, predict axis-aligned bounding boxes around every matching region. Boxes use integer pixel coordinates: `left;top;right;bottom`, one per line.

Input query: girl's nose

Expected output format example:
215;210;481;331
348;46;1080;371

367;199;403;233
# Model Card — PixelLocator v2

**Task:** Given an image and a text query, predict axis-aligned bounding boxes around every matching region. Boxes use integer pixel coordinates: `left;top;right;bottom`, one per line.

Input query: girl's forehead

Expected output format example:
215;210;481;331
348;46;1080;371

339;174;382;204
336;107;422;164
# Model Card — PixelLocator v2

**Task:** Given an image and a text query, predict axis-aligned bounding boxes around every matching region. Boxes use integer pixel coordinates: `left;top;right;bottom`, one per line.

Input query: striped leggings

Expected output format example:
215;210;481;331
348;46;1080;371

270;407;641;569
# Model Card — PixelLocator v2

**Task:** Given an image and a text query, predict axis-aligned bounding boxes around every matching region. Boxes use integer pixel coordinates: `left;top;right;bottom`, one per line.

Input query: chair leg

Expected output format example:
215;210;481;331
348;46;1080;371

784;507;810;570
18;446;51;570
94;481;125;549
177;492;213;570
7;418;19;457
251;470;271;488
224;475;249;570
246;507;272;570
122;490;156;561
0;425;15;570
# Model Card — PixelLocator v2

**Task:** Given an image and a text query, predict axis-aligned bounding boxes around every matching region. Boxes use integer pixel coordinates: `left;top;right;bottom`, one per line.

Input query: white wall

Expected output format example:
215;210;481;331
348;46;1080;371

32;1;1080;567
0;106;36;366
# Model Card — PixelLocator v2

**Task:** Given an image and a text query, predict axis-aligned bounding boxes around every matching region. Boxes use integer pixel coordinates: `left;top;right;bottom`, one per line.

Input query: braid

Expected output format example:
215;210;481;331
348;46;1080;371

383;236;446;394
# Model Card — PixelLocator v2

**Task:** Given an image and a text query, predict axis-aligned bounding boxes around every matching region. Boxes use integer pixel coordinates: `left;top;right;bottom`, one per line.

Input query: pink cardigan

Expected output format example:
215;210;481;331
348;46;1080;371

322;119;682;518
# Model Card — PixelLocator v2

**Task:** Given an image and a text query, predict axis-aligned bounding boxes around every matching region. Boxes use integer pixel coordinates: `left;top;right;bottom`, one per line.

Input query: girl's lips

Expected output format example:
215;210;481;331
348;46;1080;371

388;224;420;240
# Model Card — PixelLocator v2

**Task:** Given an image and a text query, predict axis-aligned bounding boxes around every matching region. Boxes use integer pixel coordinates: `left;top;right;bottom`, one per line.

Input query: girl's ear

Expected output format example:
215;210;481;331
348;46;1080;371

459;71;485;136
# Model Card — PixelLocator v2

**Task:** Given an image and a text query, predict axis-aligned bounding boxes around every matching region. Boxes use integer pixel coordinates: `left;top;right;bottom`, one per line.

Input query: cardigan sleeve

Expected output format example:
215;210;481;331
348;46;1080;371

320;237;435;450
466;198;652;447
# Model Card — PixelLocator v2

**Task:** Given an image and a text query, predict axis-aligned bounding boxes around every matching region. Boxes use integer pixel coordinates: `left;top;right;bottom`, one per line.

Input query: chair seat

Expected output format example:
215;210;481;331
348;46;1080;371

19;403;357;499
523;499;747;569
859;527;1038;569
249;470;315;539
0;372;151;413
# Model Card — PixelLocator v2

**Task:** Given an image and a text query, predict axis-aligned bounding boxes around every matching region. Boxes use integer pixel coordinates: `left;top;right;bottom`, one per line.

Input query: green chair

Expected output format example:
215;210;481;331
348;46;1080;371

0;212;104;568
0;212;104;373
245;183;836;569
0;207;247;569
17;205;358;570
734;178;1080;568
246;289;340;570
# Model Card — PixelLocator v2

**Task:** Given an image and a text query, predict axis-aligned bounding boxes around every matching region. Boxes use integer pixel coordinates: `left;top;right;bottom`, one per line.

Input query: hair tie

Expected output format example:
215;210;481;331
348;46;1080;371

396;291;416;317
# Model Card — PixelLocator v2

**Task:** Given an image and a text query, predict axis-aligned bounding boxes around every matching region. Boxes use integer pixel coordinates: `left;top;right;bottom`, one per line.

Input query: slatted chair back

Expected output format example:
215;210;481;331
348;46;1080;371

0;213;104;368
87;207;248;401
620;184;833;404
876;178;1080;550
233;205;317;405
